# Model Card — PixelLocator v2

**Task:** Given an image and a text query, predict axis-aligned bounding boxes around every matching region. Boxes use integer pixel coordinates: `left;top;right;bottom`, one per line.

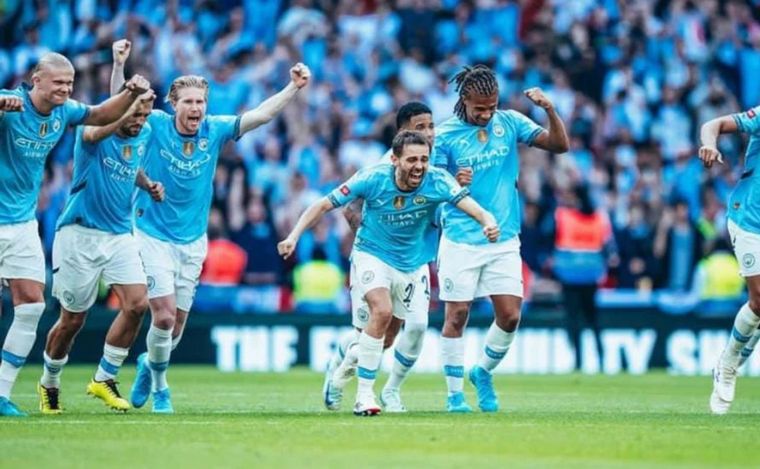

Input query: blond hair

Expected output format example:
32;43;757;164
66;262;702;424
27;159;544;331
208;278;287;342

31;53;74;77
166;75;209;104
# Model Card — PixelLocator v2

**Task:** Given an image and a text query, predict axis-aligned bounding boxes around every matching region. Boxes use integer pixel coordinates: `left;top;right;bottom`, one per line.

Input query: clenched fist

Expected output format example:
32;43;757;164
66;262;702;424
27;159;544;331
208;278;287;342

113;39;131;65
698;145;724;168
524;87;554;111
290;63;311;90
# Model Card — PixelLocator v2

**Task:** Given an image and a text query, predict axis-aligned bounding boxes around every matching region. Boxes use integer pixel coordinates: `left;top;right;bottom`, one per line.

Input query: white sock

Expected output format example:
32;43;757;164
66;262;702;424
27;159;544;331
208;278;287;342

94;343;129;381
147;325;172;392
478;322;516;372
739;328;760;367
356;332;383;399
0;302;45;398
722;303;760;368
40;352;68;388
385;323;425;391
440;336;465;395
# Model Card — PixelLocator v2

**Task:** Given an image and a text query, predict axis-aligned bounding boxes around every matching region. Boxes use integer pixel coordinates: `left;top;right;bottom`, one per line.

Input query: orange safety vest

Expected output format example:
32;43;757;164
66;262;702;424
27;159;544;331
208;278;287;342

554;207;610;252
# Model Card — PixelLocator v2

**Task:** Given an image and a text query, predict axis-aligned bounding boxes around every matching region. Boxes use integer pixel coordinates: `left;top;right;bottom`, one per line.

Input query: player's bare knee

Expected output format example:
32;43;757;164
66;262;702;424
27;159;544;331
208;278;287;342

60;312;86;332
10;281;44;305
124;296;149;317
496;311;520;332
749;297;760;316
383;334;396;349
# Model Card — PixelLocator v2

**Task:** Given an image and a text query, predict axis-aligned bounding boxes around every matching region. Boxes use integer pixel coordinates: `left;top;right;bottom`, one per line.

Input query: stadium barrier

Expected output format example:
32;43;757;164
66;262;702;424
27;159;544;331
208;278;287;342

0;301;750;376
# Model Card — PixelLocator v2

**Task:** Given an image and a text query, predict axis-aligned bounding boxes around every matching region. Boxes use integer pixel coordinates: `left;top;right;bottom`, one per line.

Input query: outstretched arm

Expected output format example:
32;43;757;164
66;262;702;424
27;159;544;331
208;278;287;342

454;196;500;242
699;115;738;168
343;199;364;233
83;94;154;144
524;88;570;153
238;63;310;135
277;197;334;259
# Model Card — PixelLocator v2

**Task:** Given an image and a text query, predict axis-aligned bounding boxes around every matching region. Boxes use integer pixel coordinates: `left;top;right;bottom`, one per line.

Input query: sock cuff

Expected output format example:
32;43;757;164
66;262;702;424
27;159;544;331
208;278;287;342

14;302;45;319
359;332;384;352
43;351;68;366
103;343;129;359
149;325;173;340
440;336;464;346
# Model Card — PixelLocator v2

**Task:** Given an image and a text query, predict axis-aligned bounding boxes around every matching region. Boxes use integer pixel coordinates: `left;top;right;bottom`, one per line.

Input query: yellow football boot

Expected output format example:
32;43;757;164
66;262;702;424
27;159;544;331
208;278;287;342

86;379;130;412
37;383;63;415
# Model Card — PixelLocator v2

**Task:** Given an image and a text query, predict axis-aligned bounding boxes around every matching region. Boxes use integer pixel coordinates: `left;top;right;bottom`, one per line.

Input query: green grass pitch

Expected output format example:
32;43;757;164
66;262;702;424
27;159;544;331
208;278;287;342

1;366;758;468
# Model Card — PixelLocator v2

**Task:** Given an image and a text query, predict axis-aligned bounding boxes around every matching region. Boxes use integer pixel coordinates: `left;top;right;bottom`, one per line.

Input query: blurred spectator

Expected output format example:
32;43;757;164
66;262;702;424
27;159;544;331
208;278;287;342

653;199;704;291
231;197;284;285
292;247;344;314
201;209;247;286
548;184;617;371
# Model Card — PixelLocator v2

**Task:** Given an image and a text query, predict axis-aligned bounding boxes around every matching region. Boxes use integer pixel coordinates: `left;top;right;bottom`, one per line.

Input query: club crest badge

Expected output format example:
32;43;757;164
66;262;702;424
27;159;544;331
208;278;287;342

52;119;61;132
493;124;505;137
199;138;209;151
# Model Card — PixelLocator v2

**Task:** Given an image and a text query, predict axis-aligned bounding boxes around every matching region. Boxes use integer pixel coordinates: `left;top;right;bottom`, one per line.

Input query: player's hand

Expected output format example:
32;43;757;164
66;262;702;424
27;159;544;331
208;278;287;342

125;75;152;98
455;167;473;186
112;39;131;65
483;224;500;242
0;96;23;112
147;181;165;202
698;145;724;168
524;87;554;111
290;63;311;89
277;237;297;259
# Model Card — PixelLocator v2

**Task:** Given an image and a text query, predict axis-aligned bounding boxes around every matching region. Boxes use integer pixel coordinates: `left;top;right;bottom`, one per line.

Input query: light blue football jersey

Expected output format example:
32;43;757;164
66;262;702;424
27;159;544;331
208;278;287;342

0;85;89;224
328;164;468;272
729;107;760;233
135;110;240;244
377;149;441;262
57;124;152;234
433;110;542;245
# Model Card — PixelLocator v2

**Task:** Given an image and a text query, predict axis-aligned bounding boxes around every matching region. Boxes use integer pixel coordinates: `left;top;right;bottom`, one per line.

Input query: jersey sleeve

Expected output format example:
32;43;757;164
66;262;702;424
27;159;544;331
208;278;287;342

733;106;760;135
326;168;372;208
63;98;91;126
209;114;242;142
432;169;470;205
506;110;544;146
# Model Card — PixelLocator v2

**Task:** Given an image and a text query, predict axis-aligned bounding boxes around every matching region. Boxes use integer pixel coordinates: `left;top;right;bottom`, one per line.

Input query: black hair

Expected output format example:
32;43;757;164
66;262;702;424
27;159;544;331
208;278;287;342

396;101;432;129
450;64;499;121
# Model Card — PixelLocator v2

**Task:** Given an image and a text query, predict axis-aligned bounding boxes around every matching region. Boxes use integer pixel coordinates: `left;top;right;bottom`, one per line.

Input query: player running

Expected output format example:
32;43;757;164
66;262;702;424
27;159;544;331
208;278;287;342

110;39;310;413
37;91;164;414
0;52;151;417
700;107;760;414
324;102;453;413
435;64;569;413
279;130;500;416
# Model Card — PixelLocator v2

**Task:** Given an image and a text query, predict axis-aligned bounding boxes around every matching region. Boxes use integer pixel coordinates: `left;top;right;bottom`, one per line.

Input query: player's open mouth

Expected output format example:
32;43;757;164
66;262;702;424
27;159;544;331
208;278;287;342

188;116;200;124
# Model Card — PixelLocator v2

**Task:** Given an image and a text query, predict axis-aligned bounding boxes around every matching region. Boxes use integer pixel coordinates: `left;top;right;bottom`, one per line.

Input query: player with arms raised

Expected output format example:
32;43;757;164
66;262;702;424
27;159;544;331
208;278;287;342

110;39;310;413
279;130;500;416
700;108;760;414
0;53;151;416
435;65;569;413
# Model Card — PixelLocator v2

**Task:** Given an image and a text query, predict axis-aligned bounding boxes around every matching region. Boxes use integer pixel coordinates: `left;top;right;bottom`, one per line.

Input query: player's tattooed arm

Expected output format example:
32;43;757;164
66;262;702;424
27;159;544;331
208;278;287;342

699;115;738;168
110;39;130;96
135;169;165;202
524;87;570;153
239;63;311;135
342;199;364;233
278;197;334;259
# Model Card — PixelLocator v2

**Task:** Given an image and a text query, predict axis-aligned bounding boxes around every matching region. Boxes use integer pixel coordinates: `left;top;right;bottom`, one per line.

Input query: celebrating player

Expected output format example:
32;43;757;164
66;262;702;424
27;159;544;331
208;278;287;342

435;64;569;413
279;130;500;416
0;52;151;417
323;102;445;413
37;91;163;414
700;108;760;414
110;39;310;413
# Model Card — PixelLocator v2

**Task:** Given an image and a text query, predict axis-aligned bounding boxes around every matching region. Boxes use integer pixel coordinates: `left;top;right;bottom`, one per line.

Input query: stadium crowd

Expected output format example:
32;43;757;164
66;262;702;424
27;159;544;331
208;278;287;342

1;0;757;304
